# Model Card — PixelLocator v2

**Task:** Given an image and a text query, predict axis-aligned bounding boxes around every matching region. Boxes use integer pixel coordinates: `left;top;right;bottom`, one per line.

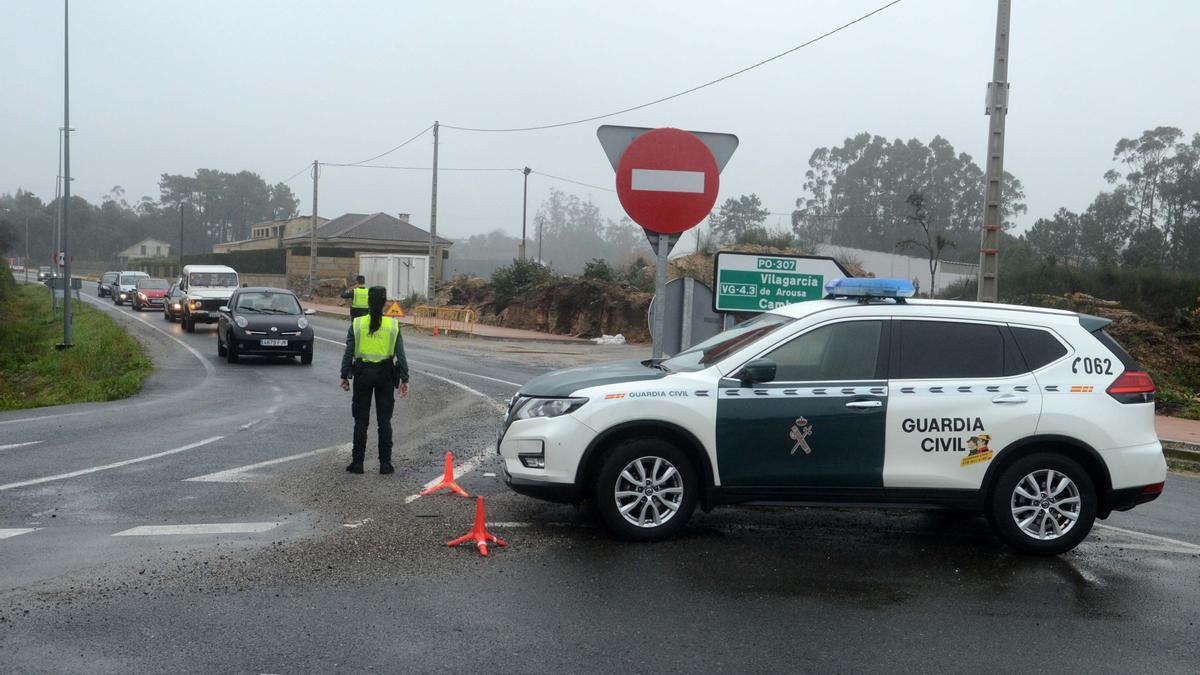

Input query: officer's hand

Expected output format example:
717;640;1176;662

340;378;350;391
398;382;410;398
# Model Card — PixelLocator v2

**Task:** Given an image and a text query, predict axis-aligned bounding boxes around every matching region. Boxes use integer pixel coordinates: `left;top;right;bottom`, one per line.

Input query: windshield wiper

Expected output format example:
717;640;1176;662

257;308;296;315
642;359;671;373
239;307;264;313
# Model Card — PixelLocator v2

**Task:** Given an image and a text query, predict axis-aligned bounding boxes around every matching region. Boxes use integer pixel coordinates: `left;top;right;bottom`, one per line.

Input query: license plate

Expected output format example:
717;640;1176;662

260;339;288;347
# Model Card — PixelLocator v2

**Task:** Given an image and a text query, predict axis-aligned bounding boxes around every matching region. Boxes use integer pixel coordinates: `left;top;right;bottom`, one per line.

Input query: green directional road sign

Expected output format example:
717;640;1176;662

712;252;851;313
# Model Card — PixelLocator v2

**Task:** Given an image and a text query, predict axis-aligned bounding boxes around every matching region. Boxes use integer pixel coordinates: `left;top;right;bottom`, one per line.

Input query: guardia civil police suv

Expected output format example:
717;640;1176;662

499;278;1166;555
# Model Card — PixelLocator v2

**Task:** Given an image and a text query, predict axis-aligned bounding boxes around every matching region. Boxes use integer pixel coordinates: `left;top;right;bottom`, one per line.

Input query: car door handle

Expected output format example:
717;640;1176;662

992;394;1028;404
844;400;882;410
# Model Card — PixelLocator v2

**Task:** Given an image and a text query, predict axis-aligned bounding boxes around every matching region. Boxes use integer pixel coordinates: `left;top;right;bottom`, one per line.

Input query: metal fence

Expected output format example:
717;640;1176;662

409;305;476;336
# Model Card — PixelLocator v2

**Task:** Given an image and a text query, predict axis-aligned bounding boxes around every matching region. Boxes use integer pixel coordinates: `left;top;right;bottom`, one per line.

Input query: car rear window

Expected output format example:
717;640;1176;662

1010;326;1068;371
896;320;1006;379
1092;329;1140;371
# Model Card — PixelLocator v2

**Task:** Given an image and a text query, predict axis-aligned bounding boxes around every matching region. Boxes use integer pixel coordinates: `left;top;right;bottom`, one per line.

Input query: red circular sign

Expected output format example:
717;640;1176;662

615;127;719;234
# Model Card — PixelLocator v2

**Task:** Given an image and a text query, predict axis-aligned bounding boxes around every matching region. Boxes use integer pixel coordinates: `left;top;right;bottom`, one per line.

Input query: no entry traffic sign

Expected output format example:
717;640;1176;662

614;128;720;235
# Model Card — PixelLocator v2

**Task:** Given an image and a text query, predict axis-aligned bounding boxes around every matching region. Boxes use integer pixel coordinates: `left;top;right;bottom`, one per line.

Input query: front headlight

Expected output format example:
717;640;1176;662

234;315;248;328
514;397;588;421
297;317;309;329
172;303;181;309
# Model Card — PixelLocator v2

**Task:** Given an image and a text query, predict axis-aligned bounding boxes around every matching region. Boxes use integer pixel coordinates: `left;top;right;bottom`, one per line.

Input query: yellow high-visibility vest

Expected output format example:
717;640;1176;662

351;286;370;309
353;316;398;363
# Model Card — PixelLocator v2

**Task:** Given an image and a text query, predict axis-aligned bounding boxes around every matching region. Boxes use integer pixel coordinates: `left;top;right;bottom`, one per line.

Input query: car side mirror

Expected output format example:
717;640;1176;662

739;358;777;386
304;308;316;315
218;306;230;313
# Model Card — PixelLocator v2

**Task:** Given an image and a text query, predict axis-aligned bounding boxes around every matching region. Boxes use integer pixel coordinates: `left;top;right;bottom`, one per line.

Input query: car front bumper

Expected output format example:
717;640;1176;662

498;413;596;501
232;335;313;357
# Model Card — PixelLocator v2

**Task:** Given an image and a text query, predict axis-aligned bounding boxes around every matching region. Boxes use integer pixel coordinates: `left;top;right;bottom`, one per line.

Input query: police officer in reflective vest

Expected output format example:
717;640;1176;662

339;286;409;474
340;275;370;319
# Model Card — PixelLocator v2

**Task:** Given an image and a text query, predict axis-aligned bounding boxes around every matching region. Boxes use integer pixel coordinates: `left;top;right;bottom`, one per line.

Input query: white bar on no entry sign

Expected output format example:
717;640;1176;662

631;169;705;193
112;522;280;536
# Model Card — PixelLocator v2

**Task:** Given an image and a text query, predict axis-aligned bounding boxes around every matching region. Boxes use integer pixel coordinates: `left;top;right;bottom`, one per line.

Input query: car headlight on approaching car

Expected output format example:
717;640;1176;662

514;397;588;421
234;315;248;328
297;317;309;329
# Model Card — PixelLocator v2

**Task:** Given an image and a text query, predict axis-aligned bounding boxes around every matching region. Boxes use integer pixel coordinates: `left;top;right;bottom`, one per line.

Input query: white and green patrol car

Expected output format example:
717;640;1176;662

499;278;1166;555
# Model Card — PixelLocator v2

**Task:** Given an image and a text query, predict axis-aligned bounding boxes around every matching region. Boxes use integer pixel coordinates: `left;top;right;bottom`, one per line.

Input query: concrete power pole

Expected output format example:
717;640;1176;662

977;0;1011;303
520;166;531;261
308;160;319;298
178;202;184;275
60;0;73;348
427;121;439;301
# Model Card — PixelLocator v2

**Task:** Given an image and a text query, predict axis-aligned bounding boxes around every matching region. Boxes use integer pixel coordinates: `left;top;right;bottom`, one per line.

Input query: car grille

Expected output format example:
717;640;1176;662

197;298;224;311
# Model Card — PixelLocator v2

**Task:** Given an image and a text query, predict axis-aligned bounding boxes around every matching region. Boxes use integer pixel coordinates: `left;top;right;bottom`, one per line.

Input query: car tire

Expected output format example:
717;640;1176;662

988;452;1097;556
185;315;195;333
217;333;227;357
226;334;239;363
593;437;698;542
300;352;313;365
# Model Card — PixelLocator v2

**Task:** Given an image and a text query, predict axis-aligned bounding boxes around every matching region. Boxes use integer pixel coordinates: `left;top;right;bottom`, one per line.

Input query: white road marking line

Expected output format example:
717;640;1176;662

0;441;44;451
82;293;215;375
239;418;263;430
185;443;349;483
112;522;280;536
0;436;224;491
486;522;530;528
404;449;494;504
1095;523;1200;554
631;168;705;193
0;411;91;427
343;518;373;529
0;528;41;540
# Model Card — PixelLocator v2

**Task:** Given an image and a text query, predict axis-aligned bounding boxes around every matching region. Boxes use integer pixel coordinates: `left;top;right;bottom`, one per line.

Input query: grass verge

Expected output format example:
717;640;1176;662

0;266;152;411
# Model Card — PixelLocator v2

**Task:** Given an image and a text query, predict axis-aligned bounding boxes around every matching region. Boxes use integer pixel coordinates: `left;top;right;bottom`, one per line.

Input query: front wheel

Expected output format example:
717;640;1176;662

300;352;313;365
593;438;698;542
226;334;239;363
217;333;227;357
185;315;195;333
988;453;1097;555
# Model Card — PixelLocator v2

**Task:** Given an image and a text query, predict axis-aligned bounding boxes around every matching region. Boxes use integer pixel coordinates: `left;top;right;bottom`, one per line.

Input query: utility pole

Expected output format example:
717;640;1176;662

977;0;1011;303
54;129;62;266
427;121;439;300
24;218;30;282
178;202;184;276
308;160;319;298
59;0;73;348
519;167;531;262
536;215;543;264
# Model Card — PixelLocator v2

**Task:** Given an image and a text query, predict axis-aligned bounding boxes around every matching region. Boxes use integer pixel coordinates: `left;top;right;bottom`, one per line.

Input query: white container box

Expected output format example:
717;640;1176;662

358;254;430;300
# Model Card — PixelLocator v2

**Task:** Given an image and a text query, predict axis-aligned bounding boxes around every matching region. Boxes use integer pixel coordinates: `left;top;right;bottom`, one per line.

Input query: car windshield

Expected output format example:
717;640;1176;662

189;272;238;288
120;274;147;285
235;292;301;315
660;313;792;372
137;278;169;290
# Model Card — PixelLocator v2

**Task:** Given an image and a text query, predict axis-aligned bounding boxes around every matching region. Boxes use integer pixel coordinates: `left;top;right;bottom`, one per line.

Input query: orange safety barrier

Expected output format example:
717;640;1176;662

411;305;476;336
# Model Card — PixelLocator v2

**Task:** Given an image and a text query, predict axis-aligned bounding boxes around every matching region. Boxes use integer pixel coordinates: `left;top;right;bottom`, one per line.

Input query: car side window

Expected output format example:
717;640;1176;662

1010;326;1068;370
765;320;883;382
896;320;1005;379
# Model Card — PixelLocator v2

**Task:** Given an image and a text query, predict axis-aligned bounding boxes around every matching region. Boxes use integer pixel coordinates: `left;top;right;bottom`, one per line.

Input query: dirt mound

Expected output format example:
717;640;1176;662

441;276;652;342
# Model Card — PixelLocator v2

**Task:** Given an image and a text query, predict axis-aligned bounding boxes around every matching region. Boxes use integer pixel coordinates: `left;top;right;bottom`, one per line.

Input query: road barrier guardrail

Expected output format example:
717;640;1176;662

410;305;476;336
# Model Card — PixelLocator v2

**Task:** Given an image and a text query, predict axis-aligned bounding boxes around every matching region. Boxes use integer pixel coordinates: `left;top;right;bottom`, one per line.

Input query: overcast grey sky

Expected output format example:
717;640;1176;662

2;0;1196;241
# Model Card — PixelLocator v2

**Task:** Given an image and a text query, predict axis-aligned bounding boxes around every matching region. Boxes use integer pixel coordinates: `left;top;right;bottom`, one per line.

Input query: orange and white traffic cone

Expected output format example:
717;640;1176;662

420;451;469;498
447;496;507;557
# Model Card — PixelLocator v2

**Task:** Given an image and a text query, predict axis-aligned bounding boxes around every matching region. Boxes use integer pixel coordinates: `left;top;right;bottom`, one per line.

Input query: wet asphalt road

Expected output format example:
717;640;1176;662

1;278;1199;673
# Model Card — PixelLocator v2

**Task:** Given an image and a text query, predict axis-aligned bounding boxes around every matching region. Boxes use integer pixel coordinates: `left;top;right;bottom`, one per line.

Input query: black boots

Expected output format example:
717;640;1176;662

380;462;395;475
346;461;364;474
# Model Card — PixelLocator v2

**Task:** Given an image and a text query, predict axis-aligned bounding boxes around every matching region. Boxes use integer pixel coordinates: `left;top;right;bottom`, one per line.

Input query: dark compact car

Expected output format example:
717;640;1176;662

98;271;119;297
217;287;315;364
162;282;185;322
131;277;169;311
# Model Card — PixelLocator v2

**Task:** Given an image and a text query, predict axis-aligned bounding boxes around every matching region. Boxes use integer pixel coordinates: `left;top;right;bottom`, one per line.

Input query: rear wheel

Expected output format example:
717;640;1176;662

593;438;698;542
988;452;1096;555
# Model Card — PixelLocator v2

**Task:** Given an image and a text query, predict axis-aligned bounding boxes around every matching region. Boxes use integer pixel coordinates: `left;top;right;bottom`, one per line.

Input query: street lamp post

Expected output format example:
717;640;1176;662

178;202;184;277
59;0;73;349
519;167;532;262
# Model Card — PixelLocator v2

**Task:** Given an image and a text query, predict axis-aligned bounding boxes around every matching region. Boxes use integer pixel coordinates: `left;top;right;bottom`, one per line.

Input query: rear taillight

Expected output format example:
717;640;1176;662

1107;370;1155;404
1141;482;1164;495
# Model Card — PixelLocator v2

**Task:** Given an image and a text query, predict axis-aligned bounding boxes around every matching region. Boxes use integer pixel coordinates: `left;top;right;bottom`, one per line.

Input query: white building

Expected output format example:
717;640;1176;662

117;238;172;262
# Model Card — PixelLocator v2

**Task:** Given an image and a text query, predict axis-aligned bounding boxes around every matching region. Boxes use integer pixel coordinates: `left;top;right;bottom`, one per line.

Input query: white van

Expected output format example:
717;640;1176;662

179;264;239;332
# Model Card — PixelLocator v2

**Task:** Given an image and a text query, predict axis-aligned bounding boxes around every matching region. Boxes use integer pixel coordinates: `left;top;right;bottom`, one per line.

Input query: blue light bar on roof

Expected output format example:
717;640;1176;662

825;277;916;299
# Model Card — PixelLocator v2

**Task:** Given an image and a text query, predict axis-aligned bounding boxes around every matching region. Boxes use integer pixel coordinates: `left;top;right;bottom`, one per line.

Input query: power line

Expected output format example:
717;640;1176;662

337;124;434;167
441;0;905;133
322;164;520;172
532;170;615;193
280;164;312;184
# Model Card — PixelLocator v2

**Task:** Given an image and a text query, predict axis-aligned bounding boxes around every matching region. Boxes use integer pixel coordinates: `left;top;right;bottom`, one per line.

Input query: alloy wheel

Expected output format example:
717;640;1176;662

1010;469;1082;541
614;456;684;529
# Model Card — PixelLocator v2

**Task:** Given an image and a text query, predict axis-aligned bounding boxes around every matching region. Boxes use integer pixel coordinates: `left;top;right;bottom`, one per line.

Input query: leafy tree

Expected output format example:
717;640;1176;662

491;258;553;302
896;192;954;297
735;226;806;250
1025;208;1081;266
791;133;1025;259
533;189;645;274
582;258;615;282
708;194;769;242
